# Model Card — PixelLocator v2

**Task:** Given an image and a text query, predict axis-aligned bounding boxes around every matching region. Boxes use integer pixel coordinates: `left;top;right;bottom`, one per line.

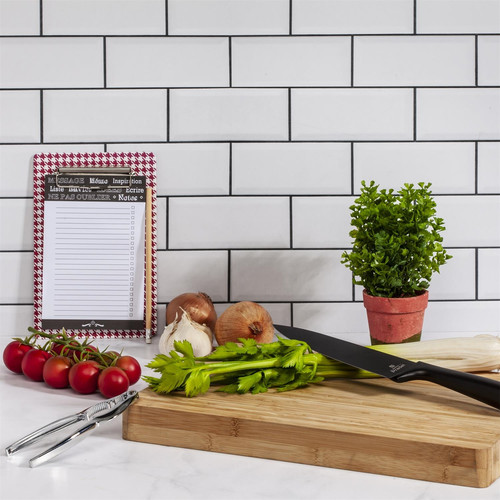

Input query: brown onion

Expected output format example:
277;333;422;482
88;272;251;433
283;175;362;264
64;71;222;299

166;292;217;333
214;301;274;345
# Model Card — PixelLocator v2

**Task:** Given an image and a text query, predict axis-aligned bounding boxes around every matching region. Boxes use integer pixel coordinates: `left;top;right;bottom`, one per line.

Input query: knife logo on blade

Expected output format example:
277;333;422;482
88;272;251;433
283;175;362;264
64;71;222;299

389;363;407;374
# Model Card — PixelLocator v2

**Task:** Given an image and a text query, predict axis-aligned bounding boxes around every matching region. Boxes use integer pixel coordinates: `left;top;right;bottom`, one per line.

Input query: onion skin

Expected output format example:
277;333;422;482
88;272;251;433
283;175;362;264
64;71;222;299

166;292;217;333
214;301;274;345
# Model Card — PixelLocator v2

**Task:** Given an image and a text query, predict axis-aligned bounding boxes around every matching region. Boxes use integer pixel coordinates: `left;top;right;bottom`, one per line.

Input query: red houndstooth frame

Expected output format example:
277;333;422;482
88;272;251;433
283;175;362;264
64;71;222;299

33;151;158;339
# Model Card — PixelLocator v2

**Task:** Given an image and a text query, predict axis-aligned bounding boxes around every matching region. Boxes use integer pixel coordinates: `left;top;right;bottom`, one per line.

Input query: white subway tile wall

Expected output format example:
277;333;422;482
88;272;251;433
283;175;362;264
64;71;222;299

292;88;414;140
169;88;289;141
0;37;104;88
43;89;168;142
0;0;499;339
478;36;500;85
0;0;39;35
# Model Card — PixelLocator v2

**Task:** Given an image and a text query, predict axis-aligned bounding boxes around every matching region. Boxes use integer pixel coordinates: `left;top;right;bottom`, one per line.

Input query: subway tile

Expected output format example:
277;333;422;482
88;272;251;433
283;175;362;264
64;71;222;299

0;252;33;303
292;197;353;248
0;145;104;197
107;143;230;196
293;0;414;34
232;36;351;87
232;143;351;195
478;36;500;86
43;0;166;35
478;249;500;299
292;88;413;140
215;302;291;327
347;294;500;336
0;90;40;142
351;271;470;301
354;36;475;86
43;90;167;143
353;142;476;194
436;195;500;247
0;37;103;89
156;250;228;302
0;306;34;338
417;0;500;34
169;89;288;141
478;142;500;194
0;198;33;251
424;301;500;334
156;303;166;333
155;197;167;251
0;0;39;35
106;37;229;88
417;89;500;140
168;0;289;35
351;251;474;302
293;302;369;337
168;197;290;249
231;250;352;301
427;249;475;300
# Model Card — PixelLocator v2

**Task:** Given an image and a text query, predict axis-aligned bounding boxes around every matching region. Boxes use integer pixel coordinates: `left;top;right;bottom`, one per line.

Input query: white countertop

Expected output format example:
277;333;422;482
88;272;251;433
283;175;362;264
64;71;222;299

1;335;499;500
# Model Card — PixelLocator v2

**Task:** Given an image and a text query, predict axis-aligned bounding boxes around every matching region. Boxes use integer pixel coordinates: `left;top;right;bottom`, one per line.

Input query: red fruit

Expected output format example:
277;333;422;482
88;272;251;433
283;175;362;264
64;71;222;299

21;349;52;381
115;356;141;385
98;367;129;398
69;360;101;394
43;356;73;389
3;341;33;373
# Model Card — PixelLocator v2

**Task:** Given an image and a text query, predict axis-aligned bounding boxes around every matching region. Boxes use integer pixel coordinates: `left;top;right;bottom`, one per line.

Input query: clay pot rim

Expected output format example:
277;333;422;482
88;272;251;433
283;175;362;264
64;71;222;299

363;289;429;314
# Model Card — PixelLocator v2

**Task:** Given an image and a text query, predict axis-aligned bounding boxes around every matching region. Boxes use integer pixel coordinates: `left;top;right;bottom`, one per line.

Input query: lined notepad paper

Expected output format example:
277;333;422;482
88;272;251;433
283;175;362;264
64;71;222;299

41;174;146;330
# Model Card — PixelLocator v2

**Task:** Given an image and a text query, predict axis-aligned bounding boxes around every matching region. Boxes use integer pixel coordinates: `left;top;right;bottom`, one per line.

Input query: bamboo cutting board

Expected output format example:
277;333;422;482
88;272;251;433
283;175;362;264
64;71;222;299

123;374;500;488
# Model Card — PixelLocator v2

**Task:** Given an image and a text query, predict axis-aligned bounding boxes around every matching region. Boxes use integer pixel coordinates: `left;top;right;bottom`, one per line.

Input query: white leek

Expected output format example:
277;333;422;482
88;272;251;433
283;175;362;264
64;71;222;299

370;334;500;373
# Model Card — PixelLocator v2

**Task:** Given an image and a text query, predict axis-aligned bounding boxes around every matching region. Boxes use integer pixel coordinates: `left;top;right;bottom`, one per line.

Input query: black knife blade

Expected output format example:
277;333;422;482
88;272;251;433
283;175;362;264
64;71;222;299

274;324;500;410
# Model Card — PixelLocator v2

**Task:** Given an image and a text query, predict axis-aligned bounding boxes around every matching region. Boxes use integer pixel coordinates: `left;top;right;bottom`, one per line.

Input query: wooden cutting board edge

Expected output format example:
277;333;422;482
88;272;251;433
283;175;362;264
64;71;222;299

123;375;500;488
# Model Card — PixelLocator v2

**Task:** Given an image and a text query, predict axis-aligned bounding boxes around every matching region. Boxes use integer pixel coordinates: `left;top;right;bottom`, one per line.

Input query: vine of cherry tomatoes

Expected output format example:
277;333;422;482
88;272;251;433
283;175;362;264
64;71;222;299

3;328;141;398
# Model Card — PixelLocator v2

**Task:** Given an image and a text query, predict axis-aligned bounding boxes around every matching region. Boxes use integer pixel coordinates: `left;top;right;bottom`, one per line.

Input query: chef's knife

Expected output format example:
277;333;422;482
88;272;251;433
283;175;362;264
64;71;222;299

274;324;500;410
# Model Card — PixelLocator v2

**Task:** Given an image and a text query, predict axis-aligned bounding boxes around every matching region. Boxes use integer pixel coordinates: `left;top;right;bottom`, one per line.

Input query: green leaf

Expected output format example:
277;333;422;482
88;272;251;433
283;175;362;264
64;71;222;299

184;369;211;397
237;371;263;393
217;383;240;394
173;340;195;359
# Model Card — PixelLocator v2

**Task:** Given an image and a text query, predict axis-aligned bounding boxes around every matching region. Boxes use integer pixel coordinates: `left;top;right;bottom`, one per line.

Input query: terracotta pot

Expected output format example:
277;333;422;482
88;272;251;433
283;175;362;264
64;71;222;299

363;290;429;345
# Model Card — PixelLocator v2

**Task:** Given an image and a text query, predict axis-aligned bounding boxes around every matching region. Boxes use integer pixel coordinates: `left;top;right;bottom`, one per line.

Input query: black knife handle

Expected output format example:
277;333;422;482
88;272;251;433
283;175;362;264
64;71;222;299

393;362;500;410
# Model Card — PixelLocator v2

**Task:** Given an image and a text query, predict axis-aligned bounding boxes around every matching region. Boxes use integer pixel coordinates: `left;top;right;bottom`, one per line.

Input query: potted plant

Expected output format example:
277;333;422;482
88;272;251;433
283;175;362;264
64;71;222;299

341;181;452;345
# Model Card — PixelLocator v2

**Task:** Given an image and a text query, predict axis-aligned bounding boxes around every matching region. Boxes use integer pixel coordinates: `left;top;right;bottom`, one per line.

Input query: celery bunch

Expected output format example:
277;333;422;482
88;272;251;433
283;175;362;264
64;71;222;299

144;334;500;398
144;337;371;397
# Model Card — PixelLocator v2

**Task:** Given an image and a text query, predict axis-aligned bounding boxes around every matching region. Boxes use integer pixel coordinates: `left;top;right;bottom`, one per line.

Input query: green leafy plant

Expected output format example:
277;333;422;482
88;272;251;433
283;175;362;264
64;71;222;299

341;181;452;298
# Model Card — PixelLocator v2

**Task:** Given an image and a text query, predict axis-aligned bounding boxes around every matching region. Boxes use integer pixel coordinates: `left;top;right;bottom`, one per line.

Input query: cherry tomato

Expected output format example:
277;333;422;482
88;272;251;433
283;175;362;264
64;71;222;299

3;341;33;373
102;350;120;364
43;356;73;389
69;360;100;394
98;367;129;398
71;344;99;362
49;340;66;356
115;356;141;385
60;341;81;360
21;349;52;381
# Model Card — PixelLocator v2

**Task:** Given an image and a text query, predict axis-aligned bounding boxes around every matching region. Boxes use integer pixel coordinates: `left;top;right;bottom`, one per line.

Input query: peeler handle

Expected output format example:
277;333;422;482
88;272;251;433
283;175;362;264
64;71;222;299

28;421;98;468
5;414;81;456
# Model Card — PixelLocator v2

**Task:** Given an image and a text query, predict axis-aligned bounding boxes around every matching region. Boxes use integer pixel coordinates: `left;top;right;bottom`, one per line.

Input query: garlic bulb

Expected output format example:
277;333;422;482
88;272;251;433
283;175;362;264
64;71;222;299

159;309;213;357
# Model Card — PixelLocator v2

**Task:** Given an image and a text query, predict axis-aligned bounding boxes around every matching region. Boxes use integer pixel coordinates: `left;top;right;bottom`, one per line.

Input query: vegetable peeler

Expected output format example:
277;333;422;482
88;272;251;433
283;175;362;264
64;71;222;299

5;390;138;467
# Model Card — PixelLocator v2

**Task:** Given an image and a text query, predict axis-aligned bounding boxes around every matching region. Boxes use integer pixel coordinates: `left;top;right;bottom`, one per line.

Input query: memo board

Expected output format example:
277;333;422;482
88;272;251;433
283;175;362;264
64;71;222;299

33;152;158;340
